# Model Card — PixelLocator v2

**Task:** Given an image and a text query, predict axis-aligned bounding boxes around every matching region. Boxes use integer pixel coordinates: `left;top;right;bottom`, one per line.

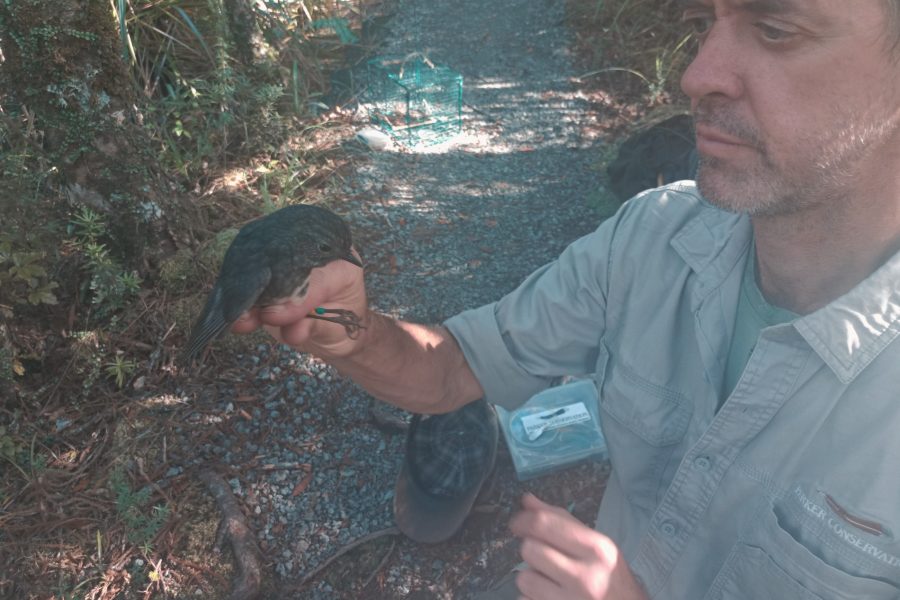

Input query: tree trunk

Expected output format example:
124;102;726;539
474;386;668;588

0;0;199;270
222;0;257;67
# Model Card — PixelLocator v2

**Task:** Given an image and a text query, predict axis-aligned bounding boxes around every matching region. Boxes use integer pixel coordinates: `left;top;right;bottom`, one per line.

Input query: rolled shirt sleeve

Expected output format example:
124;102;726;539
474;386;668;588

444;214;615;410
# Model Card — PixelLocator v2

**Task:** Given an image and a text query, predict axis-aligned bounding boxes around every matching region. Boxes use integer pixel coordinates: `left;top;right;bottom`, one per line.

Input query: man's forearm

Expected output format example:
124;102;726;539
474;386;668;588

327;311;485;414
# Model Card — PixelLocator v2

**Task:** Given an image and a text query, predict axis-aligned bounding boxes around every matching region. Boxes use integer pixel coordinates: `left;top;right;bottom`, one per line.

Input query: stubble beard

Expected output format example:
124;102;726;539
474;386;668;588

694;100;900;219
693;101;804;217
695;152;800;218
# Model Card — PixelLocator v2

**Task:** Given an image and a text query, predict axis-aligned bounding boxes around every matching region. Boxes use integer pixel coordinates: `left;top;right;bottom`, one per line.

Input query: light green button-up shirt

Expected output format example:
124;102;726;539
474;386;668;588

722;243;798;400
445;182;900;599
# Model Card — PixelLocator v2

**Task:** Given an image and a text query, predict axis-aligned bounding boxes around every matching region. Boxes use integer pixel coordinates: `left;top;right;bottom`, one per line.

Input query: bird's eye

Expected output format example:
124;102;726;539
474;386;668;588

318;243;332;252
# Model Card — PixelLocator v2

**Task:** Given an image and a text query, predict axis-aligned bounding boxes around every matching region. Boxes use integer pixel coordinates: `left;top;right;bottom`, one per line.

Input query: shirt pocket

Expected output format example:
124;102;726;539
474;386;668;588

704;500;900;600
594;341;692;508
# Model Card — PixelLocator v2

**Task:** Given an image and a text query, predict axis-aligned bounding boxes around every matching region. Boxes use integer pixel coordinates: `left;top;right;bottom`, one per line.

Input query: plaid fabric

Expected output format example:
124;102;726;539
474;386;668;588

408;400;494;498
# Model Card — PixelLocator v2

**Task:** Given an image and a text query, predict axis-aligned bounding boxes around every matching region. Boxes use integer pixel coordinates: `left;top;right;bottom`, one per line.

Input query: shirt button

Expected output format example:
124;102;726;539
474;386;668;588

660;521;677;537
694;456;712;471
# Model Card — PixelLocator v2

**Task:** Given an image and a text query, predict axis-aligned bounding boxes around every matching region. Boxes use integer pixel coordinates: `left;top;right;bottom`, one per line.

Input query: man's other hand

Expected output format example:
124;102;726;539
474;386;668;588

510;493;648;600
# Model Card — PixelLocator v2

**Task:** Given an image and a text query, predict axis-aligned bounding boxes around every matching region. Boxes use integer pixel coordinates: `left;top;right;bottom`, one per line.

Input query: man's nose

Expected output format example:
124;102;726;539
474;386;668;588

680;22;745;103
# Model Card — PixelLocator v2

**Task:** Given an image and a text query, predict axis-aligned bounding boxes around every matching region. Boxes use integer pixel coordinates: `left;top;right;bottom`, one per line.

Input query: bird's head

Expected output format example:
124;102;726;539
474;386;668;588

306;221;362;269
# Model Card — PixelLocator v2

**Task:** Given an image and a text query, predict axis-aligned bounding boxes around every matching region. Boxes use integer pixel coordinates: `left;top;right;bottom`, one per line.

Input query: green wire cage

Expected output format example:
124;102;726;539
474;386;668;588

364;55;463;147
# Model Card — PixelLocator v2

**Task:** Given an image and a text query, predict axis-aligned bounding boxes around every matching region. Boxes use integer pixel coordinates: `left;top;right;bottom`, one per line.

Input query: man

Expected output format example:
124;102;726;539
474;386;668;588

233;0;900;597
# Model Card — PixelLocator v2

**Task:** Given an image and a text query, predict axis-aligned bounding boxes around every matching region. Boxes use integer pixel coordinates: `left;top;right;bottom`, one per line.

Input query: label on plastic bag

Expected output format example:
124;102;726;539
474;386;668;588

520;402;591;441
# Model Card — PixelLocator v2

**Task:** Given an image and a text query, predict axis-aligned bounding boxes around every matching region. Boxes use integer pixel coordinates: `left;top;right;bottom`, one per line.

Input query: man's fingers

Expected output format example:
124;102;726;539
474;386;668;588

519;538;578;590
255;260;361;327
511;494;644;599
226;252;368;359
511;494;616;561
521;492;570;516
257;299;319;326
515;567;565;600
230;309;261;333
276;317;316;347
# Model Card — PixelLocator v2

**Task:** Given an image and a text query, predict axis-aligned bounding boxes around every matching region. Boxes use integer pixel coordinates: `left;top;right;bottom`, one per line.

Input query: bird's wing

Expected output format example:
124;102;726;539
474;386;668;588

183;267;271;362
220;265;272;323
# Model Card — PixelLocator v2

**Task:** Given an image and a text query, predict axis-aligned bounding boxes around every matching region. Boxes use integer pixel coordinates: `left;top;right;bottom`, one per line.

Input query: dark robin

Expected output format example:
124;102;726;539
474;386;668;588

183;204;364;363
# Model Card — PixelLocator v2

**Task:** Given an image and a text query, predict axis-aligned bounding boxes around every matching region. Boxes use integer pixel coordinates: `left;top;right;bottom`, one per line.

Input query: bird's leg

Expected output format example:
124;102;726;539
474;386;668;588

308;307;365;339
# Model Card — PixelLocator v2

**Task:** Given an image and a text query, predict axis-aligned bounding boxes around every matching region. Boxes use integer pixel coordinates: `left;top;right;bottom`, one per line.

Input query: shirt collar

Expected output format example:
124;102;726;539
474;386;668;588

793;251;900;384
669;188;900;384
669;194;750;310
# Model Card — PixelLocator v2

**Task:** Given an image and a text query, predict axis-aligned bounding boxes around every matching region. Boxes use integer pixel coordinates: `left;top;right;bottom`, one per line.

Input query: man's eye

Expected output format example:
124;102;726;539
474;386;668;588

756;23;793;42
683;14;713;38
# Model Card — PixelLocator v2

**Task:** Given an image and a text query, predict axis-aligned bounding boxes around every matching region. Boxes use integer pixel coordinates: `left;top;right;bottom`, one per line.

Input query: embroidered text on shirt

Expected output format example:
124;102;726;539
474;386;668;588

793;486;900;568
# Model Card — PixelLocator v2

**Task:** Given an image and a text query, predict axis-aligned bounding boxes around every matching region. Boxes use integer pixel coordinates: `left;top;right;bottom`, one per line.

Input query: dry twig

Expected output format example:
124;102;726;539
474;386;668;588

361;536;396;590
286;526;400;593
198;469;262;600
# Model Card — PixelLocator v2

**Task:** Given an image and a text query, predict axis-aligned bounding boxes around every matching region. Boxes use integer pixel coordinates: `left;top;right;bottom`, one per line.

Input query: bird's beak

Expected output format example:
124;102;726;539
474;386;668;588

342;251;363;268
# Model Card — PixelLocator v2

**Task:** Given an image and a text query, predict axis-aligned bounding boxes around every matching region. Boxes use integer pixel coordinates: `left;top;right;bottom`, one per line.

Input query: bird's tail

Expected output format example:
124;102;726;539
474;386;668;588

182;286;230;364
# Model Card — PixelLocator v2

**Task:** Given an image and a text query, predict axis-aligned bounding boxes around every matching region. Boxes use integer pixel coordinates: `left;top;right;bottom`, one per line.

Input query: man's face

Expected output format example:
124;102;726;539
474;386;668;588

680;0;900;216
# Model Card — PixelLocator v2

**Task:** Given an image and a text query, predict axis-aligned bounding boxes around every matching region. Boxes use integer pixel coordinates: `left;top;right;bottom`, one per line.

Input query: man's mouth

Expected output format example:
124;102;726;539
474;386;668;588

695;123;757;157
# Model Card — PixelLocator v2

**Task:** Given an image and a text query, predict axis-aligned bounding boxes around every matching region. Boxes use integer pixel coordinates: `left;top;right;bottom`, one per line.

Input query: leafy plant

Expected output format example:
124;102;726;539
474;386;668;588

570;0;694;104
0;234;59;306
0;425;24;461
308;17;358;44
0;344;24;380
109;466;170;549
0;428;46;482
68;207;142;319
104;353;138;389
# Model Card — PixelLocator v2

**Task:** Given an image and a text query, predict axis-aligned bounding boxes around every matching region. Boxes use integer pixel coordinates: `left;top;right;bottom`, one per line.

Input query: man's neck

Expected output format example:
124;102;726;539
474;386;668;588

751;196;900;315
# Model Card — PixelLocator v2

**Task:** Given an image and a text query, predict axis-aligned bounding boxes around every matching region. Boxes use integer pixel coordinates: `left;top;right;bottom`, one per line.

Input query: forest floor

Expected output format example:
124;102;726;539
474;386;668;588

1;0;687;598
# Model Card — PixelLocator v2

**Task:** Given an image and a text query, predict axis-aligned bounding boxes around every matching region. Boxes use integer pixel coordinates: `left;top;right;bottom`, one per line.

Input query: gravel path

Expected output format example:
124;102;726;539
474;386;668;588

175;0;615;597
353;0;608;322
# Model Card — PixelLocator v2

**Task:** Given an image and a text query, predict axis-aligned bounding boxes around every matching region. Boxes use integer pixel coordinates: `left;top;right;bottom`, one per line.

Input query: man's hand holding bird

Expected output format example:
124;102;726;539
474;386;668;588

210;203;482;415
231;248;368;359
184;204;369;363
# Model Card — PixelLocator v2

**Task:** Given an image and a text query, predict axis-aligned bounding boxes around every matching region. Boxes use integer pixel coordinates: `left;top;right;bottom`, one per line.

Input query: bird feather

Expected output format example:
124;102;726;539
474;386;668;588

183;266;271;362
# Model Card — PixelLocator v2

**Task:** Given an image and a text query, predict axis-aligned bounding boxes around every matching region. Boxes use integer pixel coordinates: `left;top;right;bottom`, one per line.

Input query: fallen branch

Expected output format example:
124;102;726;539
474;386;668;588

199;469;262;600
291;526;400;591
361;536;396;590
